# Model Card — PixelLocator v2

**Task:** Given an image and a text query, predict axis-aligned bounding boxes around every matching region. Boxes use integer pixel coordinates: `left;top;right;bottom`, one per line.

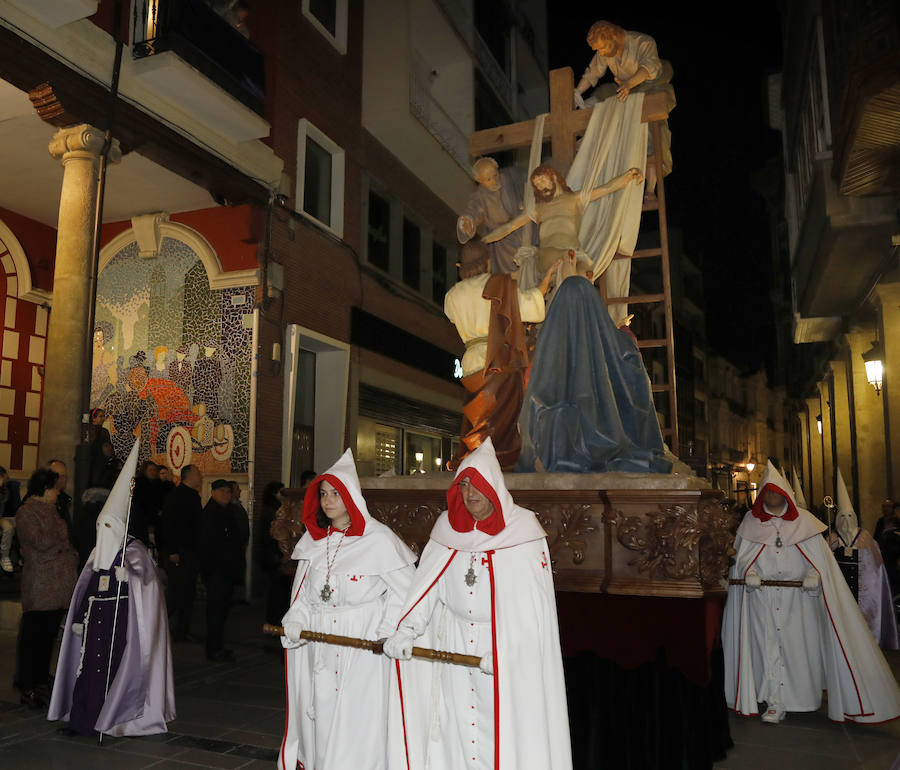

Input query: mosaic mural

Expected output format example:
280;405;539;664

93;236;253;474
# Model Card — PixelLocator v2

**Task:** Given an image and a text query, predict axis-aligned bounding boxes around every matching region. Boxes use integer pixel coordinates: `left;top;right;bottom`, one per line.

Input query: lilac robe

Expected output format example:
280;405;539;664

830;529;899;650
48;538;175;735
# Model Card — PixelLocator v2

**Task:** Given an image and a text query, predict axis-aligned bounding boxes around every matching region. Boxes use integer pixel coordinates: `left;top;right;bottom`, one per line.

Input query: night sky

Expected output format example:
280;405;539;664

547;4;784;372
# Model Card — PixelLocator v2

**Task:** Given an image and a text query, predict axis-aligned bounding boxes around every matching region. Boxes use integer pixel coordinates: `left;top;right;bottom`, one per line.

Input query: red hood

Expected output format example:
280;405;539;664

301;473;367;539
447;468;505;536
751;483;799;523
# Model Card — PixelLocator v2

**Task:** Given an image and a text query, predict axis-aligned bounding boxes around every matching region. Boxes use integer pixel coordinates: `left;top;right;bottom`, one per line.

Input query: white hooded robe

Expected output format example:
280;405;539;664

723;462;900;723
387;438;572;770
278;449;416;770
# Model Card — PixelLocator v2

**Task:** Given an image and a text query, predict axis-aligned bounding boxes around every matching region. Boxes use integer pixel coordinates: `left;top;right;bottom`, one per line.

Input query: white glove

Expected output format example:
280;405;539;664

281;621;308;649
801;570;821;596
115;566;129;583
744;572;762;590
573;88;586;109
71;622;84;637
479;650;494;676
383;628;417;661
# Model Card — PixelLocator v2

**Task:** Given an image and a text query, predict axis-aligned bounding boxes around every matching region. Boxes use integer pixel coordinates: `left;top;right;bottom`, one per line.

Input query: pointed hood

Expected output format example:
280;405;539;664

791;467;808;509
430;438;546;551
737;461;825;546
835;468;858;545
94;440;139;571
292;449;415;575
301;448;369;540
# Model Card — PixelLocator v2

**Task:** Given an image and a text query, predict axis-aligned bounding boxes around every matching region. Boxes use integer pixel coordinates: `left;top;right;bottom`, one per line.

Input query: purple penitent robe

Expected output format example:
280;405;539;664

49;538;175;735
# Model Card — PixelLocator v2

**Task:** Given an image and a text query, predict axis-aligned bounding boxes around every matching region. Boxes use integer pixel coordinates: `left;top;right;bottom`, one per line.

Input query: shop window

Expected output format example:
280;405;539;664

405;431;442;475
375;424;401;476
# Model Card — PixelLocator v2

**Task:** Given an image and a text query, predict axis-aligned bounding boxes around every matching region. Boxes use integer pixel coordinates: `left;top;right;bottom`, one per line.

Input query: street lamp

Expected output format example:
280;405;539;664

746;459;756;473
816;414;822;435
862;341;883;395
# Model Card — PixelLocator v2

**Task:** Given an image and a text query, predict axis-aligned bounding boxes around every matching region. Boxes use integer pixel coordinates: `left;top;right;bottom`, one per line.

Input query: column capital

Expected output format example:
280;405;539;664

874;281;900;308
48;124;121;164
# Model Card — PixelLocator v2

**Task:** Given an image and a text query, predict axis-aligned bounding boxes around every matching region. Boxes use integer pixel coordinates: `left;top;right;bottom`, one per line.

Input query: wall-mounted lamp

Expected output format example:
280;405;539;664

746;459;756;473
862;341;883;395
816;414;823;435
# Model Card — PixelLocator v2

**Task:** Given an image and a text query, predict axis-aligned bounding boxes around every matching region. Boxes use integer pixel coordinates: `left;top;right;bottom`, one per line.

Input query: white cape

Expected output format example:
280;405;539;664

723;463;900;722
387;439;572;770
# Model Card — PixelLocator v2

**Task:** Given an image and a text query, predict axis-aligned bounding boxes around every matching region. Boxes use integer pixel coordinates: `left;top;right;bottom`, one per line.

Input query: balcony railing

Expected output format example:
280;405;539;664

409;54;470;171
132;0;264;115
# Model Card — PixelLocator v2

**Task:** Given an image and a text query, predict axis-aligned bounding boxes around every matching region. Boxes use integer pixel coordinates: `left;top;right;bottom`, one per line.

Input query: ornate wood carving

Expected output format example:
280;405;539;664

533;504;597;568
614;497;735;588
367;502;444;558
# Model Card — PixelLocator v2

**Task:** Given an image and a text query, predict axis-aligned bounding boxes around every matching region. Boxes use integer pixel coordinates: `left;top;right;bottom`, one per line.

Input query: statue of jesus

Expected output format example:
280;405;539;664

483;164;642;277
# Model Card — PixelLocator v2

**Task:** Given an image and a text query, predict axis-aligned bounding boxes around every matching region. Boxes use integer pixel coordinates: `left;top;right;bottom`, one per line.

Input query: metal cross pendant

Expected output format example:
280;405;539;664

775;536;783;548
465;568;477;587
320;584;333;601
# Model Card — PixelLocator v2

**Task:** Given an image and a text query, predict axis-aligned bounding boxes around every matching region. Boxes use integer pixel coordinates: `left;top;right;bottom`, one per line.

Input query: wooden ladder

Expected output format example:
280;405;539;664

602;120;678;451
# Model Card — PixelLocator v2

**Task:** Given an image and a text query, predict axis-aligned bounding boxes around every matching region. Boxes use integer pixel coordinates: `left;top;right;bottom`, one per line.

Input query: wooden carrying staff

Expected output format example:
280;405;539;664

262;624;482;668
729;578;803;588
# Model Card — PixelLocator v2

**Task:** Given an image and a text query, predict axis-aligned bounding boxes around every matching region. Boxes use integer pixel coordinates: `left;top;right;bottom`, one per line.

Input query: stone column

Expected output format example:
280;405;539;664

818;380;834;506
806;396;824;506
829;359;853;501
875;281;900;499
39;125;121;471
845;324;887;530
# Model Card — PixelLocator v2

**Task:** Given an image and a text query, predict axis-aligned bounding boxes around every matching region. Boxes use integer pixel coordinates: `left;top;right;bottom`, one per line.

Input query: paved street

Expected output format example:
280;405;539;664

0;589;897;769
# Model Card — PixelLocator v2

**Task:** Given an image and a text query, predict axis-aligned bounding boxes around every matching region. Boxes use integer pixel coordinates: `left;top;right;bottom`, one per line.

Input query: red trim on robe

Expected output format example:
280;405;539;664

796;543;865;715
750;484;799;522
280;648;290;770
486;550;500;769
396;551;458;628
733;544;765;714
301;474;366;539
396;659;412;770
447;468;505;535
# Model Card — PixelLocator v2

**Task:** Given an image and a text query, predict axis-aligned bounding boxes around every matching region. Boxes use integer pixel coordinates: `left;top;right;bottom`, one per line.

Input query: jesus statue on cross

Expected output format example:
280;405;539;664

483;164;643;281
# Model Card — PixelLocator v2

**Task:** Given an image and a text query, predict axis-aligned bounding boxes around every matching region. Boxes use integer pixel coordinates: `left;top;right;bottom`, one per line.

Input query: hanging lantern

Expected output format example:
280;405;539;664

816;414;822;435
862;341;883;395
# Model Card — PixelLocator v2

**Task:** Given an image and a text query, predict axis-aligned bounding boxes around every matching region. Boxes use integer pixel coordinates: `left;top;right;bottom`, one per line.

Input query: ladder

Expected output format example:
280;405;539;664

601;119;678;451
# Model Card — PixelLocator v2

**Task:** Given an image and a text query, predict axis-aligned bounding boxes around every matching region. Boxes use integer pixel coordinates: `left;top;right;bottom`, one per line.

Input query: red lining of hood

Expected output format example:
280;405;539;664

447;468;505;535
751;483;799;522
301;473;366;540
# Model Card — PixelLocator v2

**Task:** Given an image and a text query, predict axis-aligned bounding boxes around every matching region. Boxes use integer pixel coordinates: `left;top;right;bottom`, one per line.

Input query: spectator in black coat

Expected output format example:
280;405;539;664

160;464;203;642
199;479;248;661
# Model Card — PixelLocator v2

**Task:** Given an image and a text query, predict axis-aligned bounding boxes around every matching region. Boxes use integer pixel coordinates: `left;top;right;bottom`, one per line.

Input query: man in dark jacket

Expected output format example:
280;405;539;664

199;479;248;661
160;464;203;642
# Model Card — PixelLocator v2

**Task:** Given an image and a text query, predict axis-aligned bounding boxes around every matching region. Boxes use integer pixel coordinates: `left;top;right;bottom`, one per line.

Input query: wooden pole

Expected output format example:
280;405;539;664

728;578;803;588
262;624;482;668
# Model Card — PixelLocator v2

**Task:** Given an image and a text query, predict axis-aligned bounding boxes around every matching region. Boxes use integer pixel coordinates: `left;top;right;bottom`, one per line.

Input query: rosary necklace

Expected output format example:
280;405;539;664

321;525;349;601
465;552;477;587
770;519;783;549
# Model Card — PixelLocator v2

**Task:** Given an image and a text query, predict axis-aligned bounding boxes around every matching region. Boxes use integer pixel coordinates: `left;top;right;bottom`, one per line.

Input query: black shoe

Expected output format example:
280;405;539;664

206;649;235;662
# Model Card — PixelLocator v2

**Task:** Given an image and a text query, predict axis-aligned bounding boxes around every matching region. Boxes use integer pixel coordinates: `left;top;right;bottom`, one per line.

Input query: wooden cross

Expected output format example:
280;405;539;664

468;67;669;177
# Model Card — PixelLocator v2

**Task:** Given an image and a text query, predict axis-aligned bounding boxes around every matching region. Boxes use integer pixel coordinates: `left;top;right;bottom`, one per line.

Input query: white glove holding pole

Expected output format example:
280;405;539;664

479;650;494;676
744;572;762;591
281;621;308;649
383;628;417;661
801;570;821;596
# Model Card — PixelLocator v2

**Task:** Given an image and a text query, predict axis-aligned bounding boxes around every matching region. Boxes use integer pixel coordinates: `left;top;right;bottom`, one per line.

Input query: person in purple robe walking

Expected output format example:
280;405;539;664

49;442;175;736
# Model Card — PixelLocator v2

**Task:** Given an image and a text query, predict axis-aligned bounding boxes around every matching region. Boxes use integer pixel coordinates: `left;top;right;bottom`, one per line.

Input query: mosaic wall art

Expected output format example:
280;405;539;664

94;236;254;474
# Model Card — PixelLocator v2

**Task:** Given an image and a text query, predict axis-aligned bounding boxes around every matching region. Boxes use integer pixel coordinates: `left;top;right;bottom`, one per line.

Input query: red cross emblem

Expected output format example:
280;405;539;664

481;556;489;567
540;557;548;570
349;575;359;582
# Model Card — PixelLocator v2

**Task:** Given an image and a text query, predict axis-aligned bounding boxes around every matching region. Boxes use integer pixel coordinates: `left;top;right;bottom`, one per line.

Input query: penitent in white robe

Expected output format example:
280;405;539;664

723;462;900;723
387;438;572;770
279;450;416;770
444;273;545;378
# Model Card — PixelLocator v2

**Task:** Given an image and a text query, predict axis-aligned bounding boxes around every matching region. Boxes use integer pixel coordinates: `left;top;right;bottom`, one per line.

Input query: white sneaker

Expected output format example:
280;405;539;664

761;703;786;724
0;557;13;573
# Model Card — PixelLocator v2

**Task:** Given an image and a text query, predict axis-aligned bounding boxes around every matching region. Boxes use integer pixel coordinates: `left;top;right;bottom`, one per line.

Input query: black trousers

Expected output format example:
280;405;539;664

203;572;234;657
165;550;198;638
17;608;65;691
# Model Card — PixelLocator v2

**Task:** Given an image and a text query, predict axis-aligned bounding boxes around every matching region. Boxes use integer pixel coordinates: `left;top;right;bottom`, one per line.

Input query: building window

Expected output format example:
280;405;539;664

368;190;391;272
375;424;401;476
432;242;447;304
402;218;421;289
296;119;345;237
302;0;348;54
405;431;442;475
